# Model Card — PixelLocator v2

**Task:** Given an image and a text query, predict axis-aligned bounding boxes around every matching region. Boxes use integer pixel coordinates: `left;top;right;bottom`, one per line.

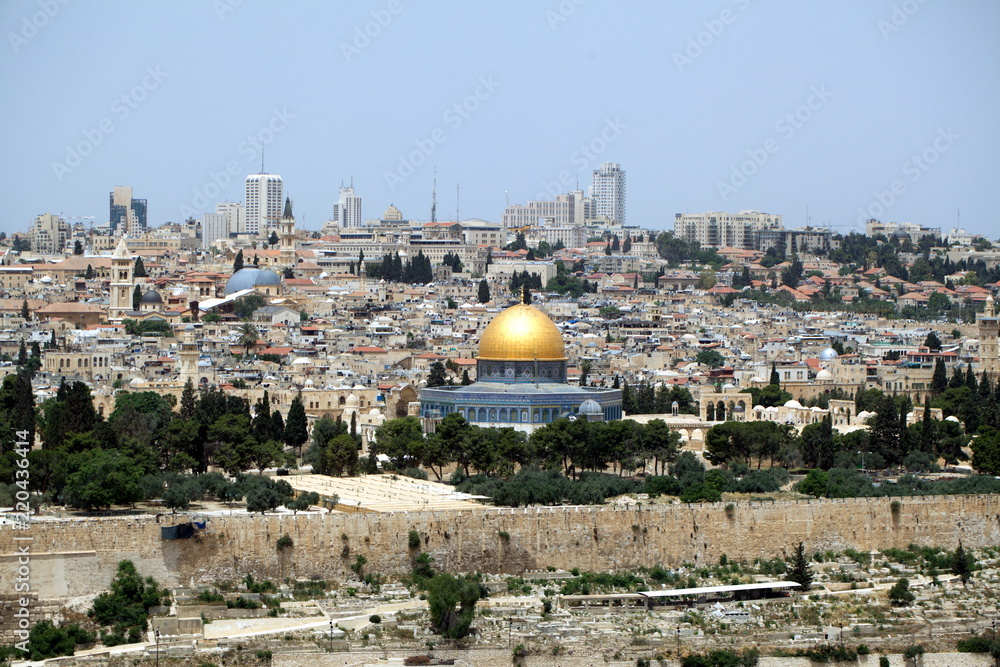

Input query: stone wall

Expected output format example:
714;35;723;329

2;495;998;600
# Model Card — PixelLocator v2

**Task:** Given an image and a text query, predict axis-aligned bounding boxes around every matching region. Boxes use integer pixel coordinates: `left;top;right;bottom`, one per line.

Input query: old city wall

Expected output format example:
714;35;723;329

2;494;999;600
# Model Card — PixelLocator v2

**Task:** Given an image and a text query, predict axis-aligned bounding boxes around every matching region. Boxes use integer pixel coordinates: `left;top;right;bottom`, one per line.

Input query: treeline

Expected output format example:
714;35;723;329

0;378;309;511
454;452;790;507
373;414;683;482
366;250;434;284
620;380;697;415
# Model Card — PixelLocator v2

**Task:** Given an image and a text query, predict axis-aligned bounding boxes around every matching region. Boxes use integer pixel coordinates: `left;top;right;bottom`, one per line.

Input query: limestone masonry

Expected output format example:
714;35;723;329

2;494;997;599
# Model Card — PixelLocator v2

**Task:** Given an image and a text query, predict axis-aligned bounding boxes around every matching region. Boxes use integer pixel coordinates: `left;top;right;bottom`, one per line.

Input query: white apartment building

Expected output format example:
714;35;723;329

245;173;283;236
29;213;70;253
674;210;783;250
202;213;229;249
216;202;245;236
590;162;626;226
332;186;362;228
865;219;941;243
501;191;594;229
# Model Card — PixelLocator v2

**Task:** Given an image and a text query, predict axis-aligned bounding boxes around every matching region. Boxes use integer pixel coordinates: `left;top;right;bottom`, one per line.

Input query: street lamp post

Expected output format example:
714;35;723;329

329;620;333;652
155;629;160;667
676;625;681;653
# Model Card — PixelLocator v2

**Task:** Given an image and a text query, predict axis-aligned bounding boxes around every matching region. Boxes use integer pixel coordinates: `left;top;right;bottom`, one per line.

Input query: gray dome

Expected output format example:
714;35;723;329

139;289;162;304
579;399;603;415
819;347;839;361
225;267;282;295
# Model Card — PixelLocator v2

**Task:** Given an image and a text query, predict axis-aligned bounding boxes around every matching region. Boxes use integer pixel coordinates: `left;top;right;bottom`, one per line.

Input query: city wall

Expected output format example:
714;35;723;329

2;494;998;600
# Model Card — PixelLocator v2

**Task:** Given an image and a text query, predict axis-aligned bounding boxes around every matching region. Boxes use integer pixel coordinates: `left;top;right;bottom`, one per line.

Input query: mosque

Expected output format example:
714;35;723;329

419;297;622;433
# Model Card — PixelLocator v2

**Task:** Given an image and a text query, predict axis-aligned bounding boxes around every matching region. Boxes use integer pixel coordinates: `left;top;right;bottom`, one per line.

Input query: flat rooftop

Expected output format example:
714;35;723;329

284;473;488;513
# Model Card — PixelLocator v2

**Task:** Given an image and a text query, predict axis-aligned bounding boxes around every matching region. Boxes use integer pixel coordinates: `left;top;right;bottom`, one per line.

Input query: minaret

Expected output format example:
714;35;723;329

179;325;200;383
979;293;1000;382
108;236;134;320
279;196;297;263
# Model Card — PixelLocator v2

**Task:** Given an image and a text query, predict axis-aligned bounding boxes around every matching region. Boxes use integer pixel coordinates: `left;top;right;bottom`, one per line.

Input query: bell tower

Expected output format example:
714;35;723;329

279;196;297;264
979;294;999;382
109;236;134;321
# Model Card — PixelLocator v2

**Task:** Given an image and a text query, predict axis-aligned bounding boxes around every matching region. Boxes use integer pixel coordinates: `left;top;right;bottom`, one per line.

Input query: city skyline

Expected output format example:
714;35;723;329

2;1;998;237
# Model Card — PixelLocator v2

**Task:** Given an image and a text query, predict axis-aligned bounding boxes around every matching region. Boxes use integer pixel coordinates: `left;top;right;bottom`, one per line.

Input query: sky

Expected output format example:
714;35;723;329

2;0;998;238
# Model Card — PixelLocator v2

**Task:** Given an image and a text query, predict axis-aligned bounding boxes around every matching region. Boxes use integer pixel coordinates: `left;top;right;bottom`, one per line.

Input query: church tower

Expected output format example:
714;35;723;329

279;196;297;264
108;236;134;321
179;324;200;383
979;294;1000;382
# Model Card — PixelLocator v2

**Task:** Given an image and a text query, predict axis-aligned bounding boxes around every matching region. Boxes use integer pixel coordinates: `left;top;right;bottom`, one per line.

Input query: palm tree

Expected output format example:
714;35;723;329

236;322;260;357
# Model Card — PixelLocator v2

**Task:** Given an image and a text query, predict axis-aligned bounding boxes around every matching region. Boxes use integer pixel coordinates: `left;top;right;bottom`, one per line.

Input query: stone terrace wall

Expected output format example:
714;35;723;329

2;495;998;598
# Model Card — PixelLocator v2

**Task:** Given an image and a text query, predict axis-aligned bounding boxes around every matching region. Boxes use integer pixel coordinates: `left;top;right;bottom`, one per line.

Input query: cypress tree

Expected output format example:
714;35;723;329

284;393;308;455
920;395;934;454
233;249;245;274
951;541;973;586
477;279;490;304
932;358;948;393
132;285;142;311
133;257;147;278
789;541;813;591
770;363;780;386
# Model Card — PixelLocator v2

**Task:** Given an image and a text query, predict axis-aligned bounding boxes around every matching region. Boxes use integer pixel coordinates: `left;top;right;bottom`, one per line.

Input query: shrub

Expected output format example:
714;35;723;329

276;534;293;550
369;614;381;624
408;530;421;549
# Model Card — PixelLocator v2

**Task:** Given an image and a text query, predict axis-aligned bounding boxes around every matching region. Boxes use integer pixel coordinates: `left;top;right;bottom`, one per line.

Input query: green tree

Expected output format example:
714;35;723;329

132;284;142;311
316;433;359;476
232;294;266;319
788;541;812;591
73;239;84;255
427;361;448;387
888;577;915;605
426;573;481;639
63;450;143;510
284;393;308;454
477;278;490;304
89;559;170;646
26;620;95;660
770;362;780;386
20;299;30;320
268;230;279;247
951;541;974;586
133;257;147;278
85;263;94;279
972;426;1000;476
696;349;725;368
932;358;948;393
233;249;245;273
923;331;942;351
373;416;425;471
236;322;260;355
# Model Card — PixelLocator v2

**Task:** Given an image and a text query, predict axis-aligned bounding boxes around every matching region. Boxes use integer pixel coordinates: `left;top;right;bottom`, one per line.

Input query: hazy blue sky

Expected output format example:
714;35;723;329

3;0;998;238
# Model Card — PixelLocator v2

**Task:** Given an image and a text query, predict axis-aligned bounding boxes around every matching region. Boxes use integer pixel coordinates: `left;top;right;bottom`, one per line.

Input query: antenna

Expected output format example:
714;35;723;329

431;168;437;224
261;148;264;175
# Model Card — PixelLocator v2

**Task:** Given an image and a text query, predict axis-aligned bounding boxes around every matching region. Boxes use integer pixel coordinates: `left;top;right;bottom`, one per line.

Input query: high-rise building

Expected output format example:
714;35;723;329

590;162;626;225
332;186;362;228
109;186;147;235
29;213;70;253
216;202;245;236
202;213;229;249
245;173;283;237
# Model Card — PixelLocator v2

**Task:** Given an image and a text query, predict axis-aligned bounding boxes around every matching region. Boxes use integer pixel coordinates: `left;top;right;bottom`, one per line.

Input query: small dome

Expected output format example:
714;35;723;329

819;347;839;361
346;393;360;407
140;289;162;304
732;404;745;413
816;369;833;380
579;399;603;415
722;382;735;390
369;408;382;416
783;399;803;409
946;415;960;423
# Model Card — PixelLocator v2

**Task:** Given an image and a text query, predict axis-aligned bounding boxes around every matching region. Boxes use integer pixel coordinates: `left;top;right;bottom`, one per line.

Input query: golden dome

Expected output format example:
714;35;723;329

478;303;566;361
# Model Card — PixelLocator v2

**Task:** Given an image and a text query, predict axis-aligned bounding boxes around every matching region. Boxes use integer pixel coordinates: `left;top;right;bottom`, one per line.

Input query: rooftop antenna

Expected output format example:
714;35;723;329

261;148;265;174
431;168;437;224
